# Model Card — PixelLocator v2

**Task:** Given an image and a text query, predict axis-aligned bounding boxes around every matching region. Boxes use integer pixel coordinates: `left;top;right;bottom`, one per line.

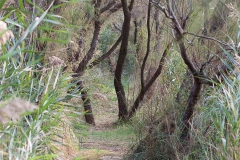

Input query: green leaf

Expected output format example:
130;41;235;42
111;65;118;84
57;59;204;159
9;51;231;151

25;0;44;12
7;1;54;54
0;0;6;10
42;19;62;25
18;0;24;11
4;18;24;28
0;49;23;60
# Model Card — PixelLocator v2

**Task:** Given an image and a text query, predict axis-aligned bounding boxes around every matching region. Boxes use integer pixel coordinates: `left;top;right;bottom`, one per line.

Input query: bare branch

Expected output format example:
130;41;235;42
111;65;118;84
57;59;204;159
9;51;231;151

129;43;171;118
109;2;122;13
151;0;173;19
141;1;151;89
100;1;117;14
184;31;233;48
89;35;122;69
151;0;184;35
168;4;184;35
113;23;122;32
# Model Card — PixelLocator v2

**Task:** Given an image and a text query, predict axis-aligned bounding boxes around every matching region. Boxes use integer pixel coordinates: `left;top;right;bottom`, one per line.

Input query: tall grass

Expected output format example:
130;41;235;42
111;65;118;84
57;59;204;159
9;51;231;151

0;1;75;159
197;75;240;159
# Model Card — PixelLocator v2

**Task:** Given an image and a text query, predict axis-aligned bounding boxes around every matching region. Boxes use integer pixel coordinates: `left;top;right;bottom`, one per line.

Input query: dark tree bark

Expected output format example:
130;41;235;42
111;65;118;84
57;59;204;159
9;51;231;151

128;2;170;118
115;0;169;119
76;0;123;74
141;1;151;89
100;1;122;14
180;78;202;140
114;0;135;120
177;38;203;140
73;0;102;125
77;81;95;125
75;0;102;75
100;1;117;13
108;2;123;13
133;19;138;44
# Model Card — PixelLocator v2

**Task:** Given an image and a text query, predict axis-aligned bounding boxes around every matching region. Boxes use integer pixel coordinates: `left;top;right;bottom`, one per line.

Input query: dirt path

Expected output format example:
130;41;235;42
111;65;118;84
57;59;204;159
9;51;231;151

74;93;134;160
80;124;128;160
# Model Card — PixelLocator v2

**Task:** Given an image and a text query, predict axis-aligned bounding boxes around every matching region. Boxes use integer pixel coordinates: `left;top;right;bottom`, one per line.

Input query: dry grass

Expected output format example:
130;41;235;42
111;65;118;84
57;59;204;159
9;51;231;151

0;21;14;50
0;98;38;124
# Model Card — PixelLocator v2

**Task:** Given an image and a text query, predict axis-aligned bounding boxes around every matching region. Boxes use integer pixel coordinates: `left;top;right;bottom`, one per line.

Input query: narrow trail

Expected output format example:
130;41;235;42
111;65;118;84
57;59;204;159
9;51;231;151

74;93;134;160
80;123;128;160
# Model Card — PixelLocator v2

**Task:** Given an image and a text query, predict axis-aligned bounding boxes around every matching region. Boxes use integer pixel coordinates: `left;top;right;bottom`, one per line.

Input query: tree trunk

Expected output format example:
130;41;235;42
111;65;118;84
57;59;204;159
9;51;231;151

114;0;135;120
73;0;102;125
177;38;202;140
75;17;101;75
180;78;202;140
77;81;95;125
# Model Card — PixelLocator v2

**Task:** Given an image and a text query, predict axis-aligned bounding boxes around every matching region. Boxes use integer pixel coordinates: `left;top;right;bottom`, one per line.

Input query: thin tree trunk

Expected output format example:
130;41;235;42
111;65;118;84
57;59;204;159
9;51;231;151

141;1;151;89
73;0;102;125
77;81;95;125
75;12;101;74
177;38;202;140
114;0;135;120
73;0;123;124
180;78;202;140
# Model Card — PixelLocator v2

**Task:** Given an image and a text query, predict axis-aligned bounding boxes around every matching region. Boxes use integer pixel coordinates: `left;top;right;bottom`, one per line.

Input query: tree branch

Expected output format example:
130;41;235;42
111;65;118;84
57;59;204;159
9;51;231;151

141;1;151;89
184;32;232;48
128;43;171;118
151;0;173;19
74;0;102;76
100;1;117;14
89;35;122;69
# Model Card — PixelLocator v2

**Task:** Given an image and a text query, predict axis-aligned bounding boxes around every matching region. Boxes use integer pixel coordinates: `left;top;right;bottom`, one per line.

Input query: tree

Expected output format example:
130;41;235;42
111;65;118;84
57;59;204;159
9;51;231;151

152;0;238;140
114;0;170;120
72;0;122;124
114;0;135;120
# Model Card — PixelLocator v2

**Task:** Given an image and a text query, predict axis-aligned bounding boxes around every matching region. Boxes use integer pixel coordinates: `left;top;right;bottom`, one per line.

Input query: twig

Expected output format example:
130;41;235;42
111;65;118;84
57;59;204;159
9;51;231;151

184;32;233;48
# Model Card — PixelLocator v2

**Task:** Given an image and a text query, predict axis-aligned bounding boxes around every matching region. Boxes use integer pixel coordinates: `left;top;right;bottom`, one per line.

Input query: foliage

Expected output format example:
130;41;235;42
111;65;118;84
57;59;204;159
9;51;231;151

0;1;75;159
99;25;117;54
198;71;240;159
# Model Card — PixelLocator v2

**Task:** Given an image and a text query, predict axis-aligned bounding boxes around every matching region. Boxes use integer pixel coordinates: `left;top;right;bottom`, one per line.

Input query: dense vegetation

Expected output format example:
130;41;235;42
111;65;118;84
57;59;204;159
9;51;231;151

0;0;239;159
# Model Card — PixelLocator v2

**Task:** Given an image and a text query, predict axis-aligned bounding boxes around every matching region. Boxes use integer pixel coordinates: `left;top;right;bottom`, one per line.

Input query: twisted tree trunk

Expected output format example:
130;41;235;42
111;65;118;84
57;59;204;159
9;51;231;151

114;0;135;120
